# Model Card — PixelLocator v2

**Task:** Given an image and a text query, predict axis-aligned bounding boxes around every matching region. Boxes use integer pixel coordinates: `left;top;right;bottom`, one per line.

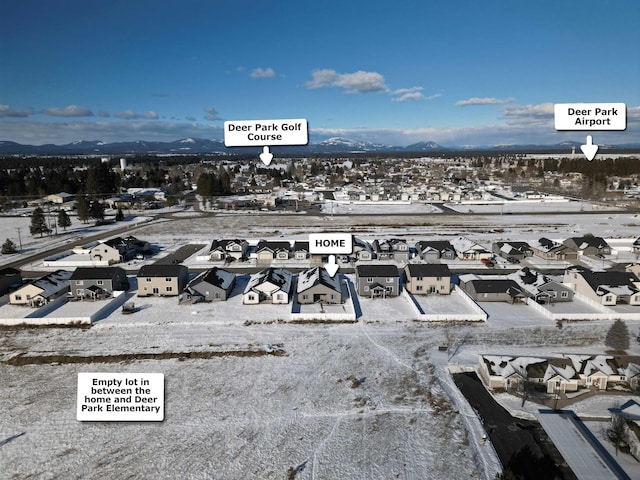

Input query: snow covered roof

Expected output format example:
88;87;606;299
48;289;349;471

450;236;488;253
193;267;235;290
296;267;340;293
244;268;292;294
482;355;546;378
29;270;73;298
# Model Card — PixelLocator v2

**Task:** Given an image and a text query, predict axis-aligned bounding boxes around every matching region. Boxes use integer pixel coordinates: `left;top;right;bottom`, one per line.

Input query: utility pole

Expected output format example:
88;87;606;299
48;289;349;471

16;227;22;252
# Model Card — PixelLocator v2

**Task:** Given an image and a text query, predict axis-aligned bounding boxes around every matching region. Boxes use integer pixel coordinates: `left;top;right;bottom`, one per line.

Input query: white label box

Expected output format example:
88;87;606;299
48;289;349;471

309;233;353;254
77;372;164;421
554;103;626;130
224;119;308;147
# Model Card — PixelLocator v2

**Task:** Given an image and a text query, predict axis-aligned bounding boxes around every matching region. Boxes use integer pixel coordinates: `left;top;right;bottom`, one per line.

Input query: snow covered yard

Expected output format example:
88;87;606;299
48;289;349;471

0;319;487;480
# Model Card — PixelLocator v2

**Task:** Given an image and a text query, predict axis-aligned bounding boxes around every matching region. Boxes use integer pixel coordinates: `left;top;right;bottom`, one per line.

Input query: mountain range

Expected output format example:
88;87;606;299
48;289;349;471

0;137;638;155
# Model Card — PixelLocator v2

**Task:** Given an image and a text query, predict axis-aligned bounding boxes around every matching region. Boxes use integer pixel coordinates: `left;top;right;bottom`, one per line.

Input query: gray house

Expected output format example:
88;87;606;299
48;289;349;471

372;239;411;261
69;267;129;299
510;267;573;304
355;264;400;298
415;240;456;261
492;241;533;260
460;277;528;303
563;236;611;257
183;267;236;302
296;267;343;304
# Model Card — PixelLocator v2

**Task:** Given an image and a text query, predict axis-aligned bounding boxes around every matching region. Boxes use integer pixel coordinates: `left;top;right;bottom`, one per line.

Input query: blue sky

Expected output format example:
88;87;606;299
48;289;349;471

1;0;639;146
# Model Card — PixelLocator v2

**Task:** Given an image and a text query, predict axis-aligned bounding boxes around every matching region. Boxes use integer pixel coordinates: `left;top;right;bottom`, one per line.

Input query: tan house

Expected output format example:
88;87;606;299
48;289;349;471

404;263;451;295
563;267;640;306
90;242;122;264
137;264;189;297
9;270;73;307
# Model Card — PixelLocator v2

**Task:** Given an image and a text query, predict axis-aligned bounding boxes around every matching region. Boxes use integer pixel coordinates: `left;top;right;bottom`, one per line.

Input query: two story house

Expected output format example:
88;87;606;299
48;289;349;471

404;263;451;295
137;264;189;297
69;266;129;299
355;264;400;298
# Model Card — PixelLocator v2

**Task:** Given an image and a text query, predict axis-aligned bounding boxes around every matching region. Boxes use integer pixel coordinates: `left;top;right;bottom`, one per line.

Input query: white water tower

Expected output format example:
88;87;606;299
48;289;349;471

120;158;127;171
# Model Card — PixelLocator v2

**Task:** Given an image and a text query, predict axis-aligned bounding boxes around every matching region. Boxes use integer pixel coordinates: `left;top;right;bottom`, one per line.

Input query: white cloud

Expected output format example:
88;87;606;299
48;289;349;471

250;67;276;78
42;105;94;117
203;107;221;121
185;115;197;121
390;87;442;102
0;104;33;117
456;97;515;106
502;102;555;125
114;110;159;120
306;69;388;93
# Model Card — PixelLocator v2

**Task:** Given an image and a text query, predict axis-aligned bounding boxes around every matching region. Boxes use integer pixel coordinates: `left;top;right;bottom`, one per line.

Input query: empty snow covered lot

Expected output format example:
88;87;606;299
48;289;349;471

1;317;486;480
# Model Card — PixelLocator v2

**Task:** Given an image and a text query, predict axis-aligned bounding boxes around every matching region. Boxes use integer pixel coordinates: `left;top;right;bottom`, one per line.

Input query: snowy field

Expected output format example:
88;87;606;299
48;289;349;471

1;208;640;479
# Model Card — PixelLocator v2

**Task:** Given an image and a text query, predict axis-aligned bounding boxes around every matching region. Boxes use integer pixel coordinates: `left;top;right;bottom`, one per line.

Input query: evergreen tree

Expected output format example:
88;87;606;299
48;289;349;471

1;238;17;254
605;319;630;351
90;200;105;221
29;207;51;237
57;209;72;231
76;196;90;223
115;207;125;221
86;161;118;195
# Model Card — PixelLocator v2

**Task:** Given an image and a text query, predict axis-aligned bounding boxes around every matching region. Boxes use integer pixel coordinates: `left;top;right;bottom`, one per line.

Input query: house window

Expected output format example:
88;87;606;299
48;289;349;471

436;276;442;281
416;276;423;281
416;285;423;291
330;294;335;300
97;280;103;285
483;293;488;298
76;280;84;286
561;291;568;298
364;286;370;292
15;295;21;301
146;278;152;282
386;278;393;283
367;277;373;283
166;286;173;292
248;294;256;301
429;286;437;293
605;295;613;302
302;294;308;300
275;294;283;301
165;277;171;282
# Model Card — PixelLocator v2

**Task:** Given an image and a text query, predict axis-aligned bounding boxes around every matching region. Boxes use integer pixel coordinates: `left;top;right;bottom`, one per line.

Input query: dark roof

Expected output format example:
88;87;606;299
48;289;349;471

0;267;21;277
415;240;455;252
210;239;246;251
137;264;188;277
198;267;235;289
356;264;399;277
579;269;640;292
469;279;526;296
495;241;532;252
565;236;610;250
405;263;451;277
70;267;125;280
257;240;291;252
293;241;309;251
